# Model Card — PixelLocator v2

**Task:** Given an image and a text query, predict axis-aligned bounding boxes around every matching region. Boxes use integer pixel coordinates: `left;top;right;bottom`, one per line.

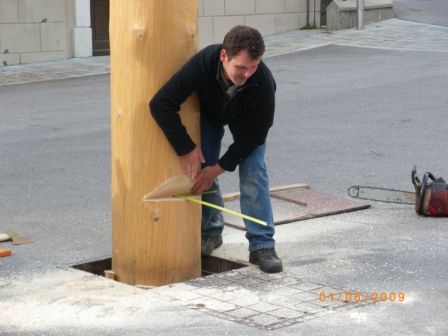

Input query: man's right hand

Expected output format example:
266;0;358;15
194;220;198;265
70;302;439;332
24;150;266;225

180;146;205;180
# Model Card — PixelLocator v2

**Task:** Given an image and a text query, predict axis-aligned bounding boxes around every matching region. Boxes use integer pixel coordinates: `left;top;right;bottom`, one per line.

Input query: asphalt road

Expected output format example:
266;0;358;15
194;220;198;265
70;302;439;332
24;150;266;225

0;76;111;271
393;0;448;26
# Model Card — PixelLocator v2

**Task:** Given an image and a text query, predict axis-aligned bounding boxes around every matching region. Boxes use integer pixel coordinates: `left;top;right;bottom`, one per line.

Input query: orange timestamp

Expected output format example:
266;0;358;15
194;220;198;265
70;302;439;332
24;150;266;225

319;291;405;303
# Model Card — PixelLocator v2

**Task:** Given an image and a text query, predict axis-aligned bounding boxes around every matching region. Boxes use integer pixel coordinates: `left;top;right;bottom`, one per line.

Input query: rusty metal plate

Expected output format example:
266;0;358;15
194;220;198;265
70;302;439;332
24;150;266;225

224;188;370;230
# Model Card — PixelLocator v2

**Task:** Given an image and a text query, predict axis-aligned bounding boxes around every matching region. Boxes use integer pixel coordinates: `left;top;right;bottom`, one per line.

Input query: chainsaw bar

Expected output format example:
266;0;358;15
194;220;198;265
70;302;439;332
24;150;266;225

348;186;416;204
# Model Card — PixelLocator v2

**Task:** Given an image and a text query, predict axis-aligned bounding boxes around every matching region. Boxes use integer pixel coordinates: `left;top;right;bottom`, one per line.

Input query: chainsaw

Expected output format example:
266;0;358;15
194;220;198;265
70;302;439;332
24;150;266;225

348;166;448;217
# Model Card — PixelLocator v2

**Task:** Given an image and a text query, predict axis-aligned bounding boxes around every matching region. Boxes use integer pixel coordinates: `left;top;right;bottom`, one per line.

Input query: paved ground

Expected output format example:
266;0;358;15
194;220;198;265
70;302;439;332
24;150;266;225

1;19;448;335
393;0;448;27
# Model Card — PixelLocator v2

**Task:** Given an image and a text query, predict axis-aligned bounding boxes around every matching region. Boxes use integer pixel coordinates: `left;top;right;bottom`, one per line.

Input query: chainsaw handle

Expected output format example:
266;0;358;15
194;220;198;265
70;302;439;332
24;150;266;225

412;166;420;187
416;171;436;215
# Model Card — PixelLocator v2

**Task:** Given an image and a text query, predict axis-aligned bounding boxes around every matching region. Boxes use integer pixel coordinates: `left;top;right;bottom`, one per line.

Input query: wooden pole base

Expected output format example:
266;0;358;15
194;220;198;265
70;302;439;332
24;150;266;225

110;0;201;286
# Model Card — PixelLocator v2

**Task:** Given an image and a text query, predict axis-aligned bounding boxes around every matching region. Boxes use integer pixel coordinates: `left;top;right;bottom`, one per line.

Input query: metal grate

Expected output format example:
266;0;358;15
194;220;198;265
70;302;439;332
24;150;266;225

161;268;375;330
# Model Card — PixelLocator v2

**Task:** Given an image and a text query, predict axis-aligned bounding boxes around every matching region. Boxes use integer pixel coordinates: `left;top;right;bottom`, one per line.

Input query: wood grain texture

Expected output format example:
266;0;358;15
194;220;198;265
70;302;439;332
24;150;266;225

110;0;200;286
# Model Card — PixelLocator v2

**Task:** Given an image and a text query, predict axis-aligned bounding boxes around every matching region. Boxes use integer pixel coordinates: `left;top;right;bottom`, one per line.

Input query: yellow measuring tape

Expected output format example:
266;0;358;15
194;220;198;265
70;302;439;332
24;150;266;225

175;194;267;227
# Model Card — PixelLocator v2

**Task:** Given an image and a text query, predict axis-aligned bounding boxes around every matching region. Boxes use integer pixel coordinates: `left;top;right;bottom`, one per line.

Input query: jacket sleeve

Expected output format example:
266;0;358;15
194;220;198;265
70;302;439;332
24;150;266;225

149;51;206;156
218;77;276;172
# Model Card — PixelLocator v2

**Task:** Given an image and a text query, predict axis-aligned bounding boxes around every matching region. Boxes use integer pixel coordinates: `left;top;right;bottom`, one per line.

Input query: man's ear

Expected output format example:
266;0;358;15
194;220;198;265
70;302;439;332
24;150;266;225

220;49;227;62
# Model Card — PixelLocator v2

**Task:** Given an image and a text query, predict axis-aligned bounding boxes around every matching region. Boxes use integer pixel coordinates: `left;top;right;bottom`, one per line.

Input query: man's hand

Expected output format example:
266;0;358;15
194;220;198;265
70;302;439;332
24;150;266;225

192;164;224;194
180;146;205;180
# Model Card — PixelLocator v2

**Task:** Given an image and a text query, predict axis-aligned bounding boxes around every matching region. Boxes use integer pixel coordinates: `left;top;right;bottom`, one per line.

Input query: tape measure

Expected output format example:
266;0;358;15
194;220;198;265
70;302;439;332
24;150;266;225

177;194;267;226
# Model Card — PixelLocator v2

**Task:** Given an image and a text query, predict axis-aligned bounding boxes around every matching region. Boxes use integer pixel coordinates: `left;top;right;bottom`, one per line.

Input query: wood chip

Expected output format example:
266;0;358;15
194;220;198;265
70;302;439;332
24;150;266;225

0;233;11;242
143;175;194;201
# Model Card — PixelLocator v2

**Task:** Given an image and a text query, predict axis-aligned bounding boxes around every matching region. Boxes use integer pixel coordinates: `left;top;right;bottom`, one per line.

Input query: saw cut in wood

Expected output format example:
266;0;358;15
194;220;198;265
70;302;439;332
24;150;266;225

143;175;194;201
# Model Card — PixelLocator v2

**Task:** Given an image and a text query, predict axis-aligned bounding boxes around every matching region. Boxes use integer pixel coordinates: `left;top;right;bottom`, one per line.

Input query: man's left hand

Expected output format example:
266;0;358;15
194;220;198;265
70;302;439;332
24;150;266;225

192;164;224;194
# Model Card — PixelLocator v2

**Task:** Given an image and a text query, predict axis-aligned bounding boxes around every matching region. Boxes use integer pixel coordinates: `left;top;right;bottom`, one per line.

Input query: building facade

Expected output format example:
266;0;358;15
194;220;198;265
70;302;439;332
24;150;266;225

0;0;322;66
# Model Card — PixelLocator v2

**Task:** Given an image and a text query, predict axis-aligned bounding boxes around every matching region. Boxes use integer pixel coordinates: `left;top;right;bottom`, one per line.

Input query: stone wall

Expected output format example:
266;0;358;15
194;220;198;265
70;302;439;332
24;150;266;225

198;0;319;47
0;0;69;66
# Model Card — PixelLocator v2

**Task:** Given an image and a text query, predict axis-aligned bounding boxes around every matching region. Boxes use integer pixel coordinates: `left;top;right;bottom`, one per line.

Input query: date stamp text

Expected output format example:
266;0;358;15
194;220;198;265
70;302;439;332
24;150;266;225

319;291;405;303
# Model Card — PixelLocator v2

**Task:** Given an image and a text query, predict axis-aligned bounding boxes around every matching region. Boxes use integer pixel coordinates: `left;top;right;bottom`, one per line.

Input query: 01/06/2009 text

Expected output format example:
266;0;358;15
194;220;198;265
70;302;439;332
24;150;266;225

319;291;405;303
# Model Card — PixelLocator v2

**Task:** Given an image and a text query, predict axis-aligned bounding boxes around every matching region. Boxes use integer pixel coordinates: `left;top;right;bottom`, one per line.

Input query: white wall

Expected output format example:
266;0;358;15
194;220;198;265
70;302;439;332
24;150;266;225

72;0;92;57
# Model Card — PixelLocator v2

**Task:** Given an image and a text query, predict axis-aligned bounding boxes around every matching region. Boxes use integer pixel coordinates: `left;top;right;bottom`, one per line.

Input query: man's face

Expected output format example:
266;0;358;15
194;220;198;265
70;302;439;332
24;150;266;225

220;49;260;87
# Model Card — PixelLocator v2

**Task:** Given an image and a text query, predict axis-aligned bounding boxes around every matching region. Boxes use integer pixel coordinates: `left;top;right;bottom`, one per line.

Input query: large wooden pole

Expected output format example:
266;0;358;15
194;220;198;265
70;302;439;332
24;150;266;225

110;1;201;286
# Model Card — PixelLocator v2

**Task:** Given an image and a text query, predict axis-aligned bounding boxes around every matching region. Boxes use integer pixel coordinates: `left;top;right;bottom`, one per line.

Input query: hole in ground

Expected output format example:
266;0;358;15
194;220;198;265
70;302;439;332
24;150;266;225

71;255;247;279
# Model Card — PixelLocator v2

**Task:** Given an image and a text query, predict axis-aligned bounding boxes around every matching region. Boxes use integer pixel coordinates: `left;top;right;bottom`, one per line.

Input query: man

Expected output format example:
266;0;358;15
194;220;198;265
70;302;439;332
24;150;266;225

150;25;282;273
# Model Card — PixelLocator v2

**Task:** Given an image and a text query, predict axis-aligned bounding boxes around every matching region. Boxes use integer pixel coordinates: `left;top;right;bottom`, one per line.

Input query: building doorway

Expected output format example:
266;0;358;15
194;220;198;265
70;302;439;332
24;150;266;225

91;0;110;56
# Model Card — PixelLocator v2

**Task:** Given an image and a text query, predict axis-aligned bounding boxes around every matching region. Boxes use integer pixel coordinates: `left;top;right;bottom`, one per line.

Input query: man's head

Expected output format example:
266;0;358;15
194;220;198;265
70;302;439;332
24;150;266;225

220;25;265;86
222;25;265;60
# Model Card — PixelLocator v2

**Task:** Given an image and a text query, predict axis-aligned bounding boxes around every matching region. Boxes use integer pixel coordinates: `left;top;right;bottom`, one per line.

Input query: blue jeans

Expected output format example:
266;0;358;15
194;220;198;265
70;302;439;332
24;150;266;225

200;114;275;252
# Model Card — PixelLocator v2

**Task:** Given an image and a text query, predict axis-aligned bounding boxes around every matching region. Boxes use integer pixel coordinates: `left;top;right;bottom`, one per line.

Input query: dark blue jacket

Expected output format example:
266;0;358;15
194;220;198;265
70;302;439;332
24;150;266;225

149;44;276;172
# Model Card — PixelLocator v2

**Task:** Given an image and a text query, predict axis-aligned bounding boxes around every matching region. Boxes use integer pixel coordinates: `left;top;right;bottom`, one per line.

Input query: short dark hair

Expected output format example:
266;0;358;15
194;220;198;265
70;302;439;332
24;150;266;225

222;25;265;60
